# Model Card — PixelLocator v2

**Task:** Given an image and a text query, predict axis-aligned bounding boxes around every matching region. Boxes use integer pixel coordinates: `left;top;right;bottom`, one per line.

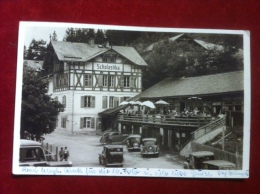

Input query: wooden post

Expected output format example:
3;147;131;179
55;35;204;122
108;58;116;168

56;147;59;161
222;126;225;151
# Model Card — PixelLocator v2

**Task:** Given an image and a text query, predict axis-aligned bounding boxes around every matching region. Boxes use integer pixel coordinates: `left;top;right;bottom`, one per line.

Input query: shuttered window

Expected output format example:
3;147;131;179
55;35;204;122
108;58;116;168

80;117;95;129
85;74;92;87
109;96;114;108
81;96;95;108
109;76;115;87
61;118;66;128
103;75;108;86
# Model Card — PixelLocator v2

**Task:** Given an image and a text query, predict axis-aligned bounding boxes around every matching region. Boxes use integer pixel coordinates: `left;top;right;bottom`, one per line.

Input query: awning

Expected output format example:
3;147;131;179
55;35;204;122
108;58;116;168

98;105;128;116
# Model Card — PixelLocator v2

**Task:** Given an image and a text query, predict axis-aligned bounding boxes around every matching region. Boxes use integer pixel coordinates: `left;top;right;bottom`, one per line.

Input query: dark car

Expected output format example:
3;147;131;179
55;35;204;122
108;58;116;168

140;138;159;157
98;145;124;167
100;131;129;145
125;134;141;151
100;131;119;143
202;160;236;170
183;151;215;169
19;139;72;167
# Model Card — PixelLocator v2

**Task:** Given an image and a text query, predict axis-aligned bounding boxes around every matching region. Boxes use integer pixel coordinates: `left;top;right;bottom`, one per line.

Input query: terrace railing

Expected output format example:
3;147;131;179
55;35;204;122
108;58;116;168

118;114;213;128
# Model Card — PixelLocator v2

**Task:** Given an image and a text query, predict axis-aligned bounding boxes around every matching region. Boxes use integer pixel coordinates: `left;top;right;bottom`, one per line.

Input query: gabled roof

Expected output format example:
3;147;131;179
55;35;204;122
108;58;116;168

51;41;147;66
144;34;223;53
132;71;244;100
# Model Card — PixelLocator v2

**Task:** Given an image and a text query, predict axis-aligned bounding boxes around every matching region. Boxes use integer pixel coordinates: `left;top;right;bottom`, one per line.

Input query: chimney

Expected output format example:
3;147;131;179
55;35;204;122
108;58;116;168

88;38;95;47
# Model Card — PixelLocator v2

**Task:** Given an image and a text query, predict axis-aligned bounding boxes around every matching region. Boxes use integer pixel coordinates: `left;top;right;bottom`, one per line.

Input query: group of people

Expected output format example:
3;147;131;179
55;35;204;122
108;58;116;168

59;147;70;161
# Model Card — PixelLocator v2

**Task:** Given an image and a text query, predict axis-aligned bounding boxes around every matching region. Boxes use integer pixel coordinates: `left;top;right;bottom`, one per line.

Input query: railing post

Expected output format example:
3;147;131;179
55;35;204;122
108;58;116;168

46;143;49;153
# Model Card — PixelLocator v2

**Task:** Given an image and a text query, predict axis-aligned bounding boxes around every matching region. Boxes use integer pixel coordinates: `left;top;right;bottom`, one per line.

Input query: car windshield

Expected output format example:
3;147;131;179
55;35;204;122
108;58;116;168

143;140;156;146
108;148;123;152
130;137;140;143
20;147;45;162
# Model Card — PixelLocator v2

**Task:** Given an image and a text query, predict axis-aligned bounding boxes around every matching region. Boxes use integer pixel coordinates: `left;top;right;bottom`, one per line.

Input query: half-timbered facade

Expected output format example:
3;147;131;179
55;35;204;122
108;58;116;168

45;40;147;134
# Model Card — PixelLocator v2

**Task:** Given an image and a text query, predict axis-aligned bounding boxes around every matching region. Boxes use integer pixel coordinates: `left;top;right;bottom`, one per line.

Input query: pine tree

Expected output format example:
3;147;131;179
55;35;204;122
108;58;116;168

26;39;47;60
51;31;58;41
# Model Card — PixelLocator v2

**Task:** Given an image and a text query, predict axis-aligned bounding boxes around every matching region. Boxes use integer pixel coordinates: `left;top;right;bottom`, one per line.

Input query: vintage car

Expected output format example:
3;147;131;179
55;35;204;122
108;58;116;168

140;138;159;157
19;139;72;167
202;160;237;170
98;145;124;167
125;134;141;151
100;131;129;145
183;151;215;169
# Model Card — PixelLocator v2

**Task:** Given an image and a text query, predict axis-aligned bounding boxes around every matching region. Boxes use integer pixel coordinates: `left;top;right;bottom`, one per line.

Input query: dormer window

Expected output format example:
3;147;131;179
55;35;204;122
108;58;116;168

102;54;116;63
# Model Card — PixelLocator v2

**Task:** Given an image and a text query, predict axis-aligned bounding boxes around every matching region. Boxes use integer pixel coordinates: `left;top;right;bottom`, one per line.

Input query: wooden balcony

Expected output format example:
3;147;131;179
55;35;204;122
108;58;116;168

118;114;214;128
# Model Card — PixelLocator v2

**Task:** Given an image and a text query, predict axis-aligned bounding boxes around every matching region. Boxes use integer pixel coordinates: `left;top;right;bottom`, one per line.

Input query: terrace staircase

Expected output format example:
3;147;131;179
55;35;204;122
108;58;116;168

180;116;227;156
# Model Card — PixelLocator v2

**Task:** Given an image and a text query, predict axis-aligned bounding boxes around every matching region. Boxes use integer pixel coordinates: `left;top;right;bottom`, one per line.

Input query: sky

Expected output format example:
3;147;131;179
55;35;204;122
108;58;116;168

24;26;67;48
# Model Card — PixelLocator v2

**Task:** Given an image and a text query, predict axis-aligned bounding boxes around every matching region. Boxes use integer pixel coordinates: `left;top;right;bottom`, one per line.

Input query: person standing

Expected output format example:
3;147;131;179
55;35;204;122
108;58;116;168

64;147;70;161
59;147;64;161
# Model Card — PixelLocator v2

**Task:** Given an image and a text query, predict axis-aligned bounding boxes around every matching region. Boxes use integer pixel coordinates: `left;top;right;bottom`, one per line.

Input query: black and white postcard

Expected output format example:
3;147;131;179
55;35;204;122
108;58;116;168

13;22;250;178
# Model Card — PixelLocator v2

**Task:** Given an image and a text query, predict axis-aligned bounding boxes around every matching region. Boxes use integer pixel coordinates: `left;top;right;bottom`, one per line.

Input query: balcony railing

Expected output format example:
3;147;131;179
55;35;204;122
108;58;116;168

118;114;214;128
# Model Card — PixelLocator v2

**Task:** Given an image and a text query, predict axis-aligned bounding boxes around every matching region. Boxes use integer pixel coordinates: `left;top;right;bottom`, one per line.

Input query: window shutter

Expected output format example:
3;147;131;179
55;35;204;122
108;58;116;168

81;96;85;108
98;75;103;87
114;97;119;107
91;96;95;108
89;75;92;86
102;96;107;109
130;76;135;88
80;118;84;129
120;97;124;103
120;76;124;87
91;117;95;128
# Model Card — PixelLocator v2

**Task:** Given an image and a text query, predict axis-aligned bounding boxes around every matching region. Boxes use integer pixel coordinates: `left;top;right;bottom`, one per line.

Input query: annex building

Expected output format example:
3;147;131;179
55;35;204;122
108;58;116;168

45;40;147;134
101;71;244;152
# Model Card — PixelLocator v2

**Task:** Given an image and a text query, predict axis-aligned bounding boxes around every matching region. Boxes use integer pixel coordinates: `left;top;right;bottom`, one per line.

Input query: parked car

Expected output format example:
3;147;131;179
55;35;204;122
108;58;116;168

183;151;215;169
19;139;72;167
98;145;124;167
100;131;129;144
100;131;119;143
125;134;141;151
202;160;237;170
140;138;159;157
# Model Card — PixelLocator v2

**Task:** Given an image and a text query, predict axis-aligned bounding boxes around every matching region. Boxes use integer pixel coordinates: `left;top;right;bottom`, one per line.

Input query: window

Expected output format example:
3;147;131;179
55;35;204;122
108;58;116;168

62;95;66;108
80;117;95;129
109;96;119;108
109;96;114;108
81;96;95;108
102;96;108;109
102;75;114;87
54;96;58;101
103;75;108;86
108;76;114;87
124;76;130;87
102;54;116;62
85;74;92;87
61;118;66;128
